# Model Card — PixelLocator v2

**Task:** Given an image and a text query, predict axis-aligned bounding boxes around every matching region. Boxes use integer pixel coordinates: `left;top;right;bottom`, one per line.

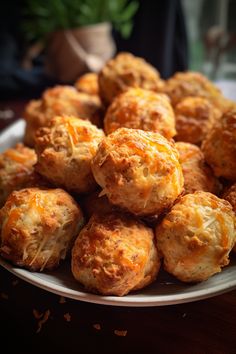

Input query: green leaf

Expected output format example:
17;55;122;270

116;1;139;22
118;21;133;39
21;0;138;42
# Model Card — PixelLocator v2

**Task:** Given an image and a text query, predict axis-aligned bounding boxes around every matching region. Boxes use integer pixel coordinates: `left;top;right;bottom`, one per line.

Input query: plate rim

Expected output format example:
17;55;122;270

1;257;236;307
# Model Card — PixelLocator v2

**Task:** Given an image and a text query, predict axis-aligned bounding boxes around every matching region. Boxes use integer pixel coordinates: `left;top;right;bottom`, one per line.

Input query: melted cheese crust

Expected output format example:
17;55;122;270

71;212;160;296
92;127;184;216
222;183;236;252
104;88;176;139
0;187;84;271
156;191;236;282
75;73;99;96
176;142;220;195
162;71;232;113
202;109;236;181
0;143;46;207
35;116;104;194
174;96;220;145
98;52;164;105
23;85;103;147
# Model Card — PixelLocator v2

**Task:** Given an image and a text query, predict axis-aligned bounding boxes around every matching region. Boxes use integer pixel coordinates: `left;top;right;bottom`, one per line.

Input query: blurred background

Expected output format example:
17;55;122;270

182;0;236;80
0;0;235;101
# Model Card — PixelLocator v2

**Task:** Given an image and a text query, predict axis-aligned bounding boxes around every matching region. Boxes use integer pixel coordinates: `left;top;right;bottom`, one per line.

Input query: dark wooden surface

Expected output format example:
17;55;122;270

0;100;236;354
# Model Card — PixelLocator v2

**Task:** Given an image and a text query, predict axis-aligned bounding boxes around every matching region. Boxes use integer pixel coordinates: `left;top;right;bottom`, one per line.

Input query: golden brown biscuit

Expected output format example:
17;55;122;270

222;183;236;213
0;187;84;271
75;72;99;96
201;109;236;181
23;99;45;147
174;96;220;145
156;191;236;283
0;143;47;207
40;85;101;120
23;85;103;146
92;127;184;216
98;52;164;105
35;116;105;194
222;183;236;252
175;142;220;195
163;71;232;113
104;88;176;139
71;212;160;296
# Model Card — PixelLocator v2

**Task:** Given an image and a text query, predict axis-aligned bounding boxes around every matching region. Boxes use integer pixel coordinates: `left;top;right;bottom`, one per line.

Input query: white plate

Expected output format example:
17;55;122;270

0;118;236;307
215;79;236;102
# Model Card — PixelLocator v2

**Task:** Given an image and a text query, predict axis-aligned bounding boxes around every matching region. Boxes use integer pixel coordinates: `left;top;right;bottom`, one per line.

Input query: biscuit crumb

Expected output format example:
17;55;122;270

1;292;9;300
59;296;66;304
93;323;101;330
114;329;127;337
64;313;71;322
36;310;50;333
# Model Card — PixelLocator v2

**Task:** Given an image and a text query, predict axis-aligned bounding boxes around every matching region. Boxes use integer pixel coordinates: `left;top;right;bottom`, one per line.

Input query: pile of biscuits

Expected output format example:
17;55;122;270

0;52;236;297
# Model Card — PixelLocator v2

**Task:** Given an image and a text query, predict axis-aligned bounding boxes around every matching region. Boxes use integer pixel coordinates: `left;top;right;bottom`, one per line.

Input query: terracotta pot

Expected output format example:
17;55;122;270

45;22;116;82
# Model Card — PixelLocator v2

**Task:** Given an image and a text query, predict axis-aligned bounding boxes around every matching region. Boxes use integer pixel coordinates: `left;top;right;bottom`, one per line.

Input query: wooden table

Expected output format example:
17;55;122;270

0;100;236;354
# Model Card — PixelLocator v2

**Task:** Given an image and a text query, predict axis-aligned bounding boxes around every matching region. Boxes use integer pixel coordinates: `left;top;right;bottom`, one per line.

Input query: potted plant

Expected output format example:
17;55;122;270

22;0;139;82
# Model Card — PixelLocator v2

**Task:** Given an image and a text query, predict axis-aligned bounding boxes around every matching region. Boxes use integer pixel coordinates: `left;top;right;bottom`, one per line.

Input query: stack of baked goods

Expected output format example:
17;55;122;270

0;52;236;297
